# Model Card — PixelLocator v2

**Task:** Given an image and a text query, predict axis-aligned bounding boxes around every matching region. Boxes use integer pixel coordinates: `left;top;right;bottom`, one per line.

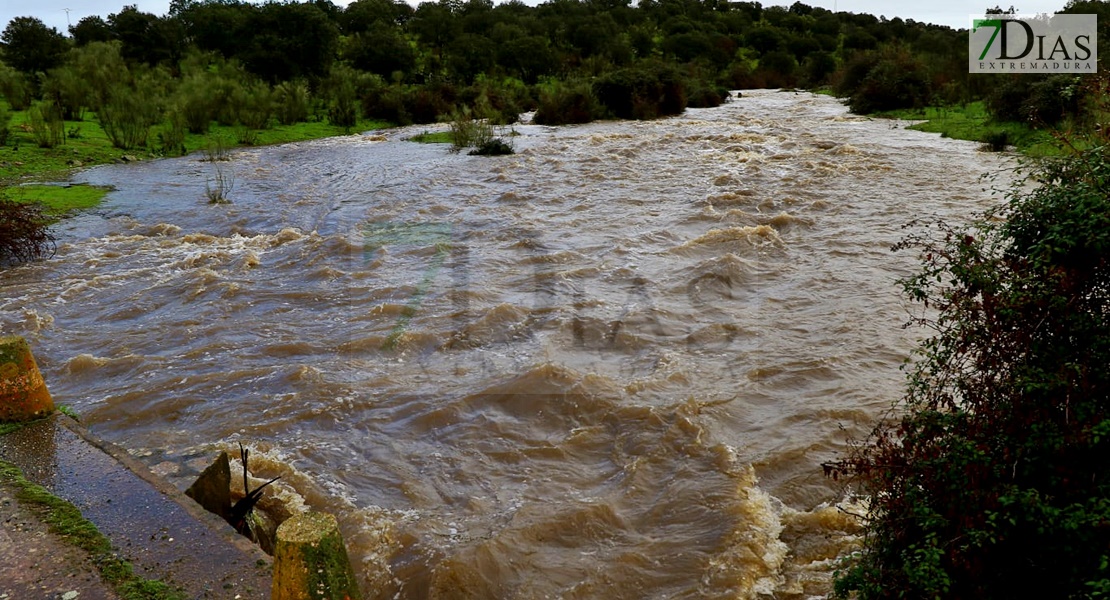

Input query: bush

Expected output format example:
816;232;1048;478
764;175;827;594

175;75;217;134
593;62;687;120
98;78;163;150
985;76;1034;122
828;145;1110;599
408;82;457;125
157;109;187;156
686;77;729;109
0;61;33;111
0;197;55;264
41;66;88;121
234;81;274;131
831;51;880;99
448;106;493;152
361;84;410;125
533;79;599;125
27;101;65;148
0;104;11;146
979;130;1010;152
328;80;359;131
459;78;531;124
470;138;514;156
843;48;932;114
988;75;1082;125
274;80;311;126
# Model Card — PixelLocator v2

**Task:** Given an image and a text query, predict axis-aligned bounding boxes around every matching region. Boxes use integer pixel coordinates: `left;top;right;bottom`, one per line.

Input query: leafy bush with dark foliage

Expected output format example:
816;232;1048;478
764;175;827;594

979;130;1010;152
828;145;1110;599
593;62;687;120
533;80;598;126
987;75;1082;126
0;198;56;264
840;47;931;114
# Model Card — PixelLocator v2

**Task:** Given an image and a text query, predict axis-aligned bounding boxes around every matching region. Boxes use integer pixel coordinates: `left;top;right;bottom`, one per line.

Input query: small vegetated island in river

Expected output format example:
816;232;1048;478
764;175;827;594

3;1;1110;599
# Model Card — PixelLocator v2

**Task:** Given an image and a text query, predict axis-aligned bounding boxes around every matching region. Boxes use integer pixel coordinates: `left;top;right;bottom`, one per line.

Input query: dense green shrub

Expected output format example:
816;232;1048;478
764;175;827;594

449;107;492;151
328;80;359;130
532;79;599;125
829;145;1110;599
157;109;187;155
979;130;1010;152
98;79;163;150
234;81;274;130
0;197;55;264
361;84;411;125
1024;76;1081;125
459;78;530;124
801;50;837;88
41;66;88;121
686;76;729;109
470;138;514;156
831;51;880;99
593;62;687;120
989;75;1082;125
0;103;11;146
408;82;458;125
985;76;1034;122
274;80;311;126
176;76;217;134
843;48;931;114
0;61;33;111
27;101;65;148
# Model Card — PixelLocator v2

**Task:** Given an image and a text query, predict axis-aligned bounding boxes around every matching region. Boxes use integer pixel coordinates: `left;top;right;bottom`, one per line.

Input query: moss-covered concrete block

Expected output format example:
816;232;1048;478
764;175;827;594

0;335;54;423
273;511;361;600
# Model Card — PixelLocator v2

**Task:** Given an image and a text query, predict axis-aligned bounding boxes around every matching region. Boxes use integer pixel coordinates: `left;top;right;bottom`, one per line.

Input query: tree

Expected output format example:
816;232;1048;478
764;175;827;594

0;17;68;75
108;6;182;66
239;2;339;83
445;33;496;82
174;0;253;60
344;24;416;78
69;16;115;47
828;143;1110;599
341;0;413;33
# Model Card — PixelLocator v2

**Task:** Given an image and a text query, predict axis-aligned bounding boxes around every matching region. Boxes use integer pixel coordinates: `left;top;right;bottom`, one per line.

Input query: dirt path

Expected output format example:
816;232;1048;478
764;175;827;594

0;479;119;600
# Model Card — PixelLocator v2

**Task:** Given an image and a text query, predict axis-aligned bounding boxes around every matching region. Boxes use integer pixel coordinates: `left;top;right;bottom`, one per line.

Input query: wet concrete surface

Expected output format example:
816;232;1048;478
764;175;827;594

0;415;272;599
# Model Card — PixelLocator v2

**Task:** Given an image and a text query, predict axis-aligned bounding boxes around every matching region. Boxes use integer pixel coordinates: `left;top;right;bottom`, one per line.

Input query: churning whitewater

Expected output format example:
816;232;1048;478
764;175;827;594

0;90;1011;598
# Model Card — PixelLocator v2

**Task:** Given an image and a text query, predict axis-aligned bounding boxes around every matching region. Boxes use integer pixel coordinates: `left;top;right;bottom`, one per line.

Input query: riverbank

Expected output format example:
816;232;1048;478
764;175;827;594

873;101;1061;156
1;106;389;216
0;414;272;599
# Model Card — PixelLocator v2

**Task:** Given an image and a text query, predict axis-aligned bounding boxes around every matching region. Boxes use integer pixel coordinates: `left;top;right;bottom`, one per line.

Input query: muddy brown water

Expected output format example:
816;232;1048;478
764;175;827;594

1;90;1012;598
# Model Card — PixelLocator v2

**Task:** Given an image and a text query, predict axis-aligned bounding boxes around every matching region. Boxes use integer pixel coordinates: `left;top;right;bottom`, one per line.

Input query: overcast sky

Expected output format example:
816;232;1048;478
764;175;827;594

0;1;1075;38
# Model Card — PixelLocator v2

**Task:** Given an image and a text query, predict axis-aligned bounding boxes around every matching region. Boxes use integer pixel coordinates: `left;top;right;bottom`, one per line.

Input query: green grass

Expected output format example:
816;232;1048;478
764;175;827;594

7;183;112;215
408;130;453;143
0;107;391;215
874;101;1063;156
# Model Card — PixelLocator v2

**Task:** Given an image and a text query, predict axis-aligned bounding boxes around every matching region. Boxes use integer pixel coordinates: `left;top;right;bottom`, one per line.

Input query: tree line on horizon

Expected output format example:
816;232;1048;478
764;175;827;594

0;0;1108;152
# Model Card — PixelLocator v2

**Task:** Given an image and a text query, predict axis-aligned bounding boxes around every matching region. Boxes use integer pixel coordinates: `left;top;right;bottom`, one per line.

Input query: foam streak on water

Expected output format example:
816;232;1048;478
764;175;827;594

0;91;1011;598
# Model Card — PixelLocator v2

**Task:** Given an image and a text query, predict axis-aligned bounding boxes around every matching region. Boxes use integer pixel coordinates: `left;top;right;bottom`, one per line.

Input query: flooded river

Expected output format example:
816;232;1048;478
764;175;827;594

1;90;1011;598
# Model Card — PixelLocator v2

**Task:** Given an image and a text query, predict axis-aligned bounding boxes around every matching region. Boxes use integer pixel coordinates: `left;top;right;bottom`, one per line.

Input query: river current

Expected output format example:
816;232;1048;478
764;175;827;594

1;90;1011;598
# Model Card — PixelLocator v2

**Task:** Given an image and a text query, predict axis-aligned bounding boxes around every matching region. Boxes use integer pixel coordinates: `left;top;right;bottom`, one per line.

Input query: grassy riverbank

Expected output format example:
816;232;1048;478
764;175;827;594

1;104;389;216
873;101;1062;156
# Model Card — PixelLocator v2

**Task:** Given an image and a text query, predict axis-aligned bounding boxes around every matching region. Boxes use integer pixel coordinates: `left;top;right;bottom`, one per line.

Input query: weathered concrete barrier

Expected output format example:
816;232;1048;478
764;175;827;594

272;511;361;600
0;335;54;422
